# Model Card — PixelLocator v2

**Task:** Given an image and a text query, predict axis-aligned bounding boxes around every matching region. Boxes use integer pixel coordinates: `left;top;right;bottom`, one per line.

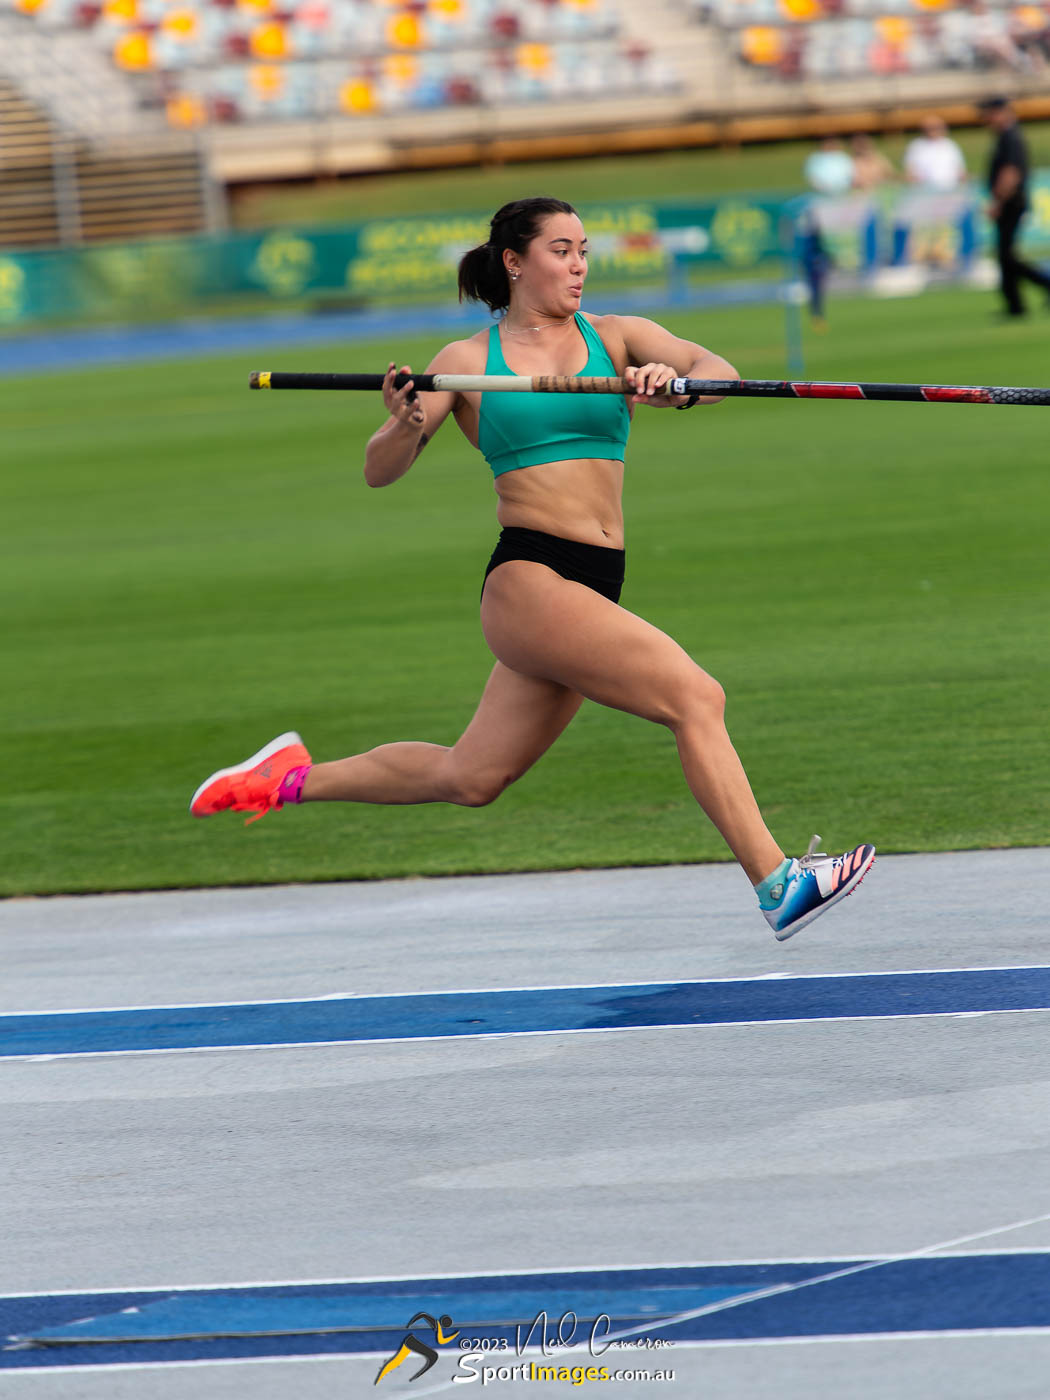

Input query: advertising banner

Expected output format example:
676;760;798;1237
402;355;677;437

2;181;1048;327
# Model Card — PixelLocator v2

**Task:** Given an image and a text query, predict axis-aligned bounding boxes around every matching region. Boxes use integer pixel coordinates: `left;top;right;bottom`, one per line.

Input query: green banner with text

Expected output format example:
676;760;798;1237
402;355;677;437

1;184;1047;327
0;196;791;326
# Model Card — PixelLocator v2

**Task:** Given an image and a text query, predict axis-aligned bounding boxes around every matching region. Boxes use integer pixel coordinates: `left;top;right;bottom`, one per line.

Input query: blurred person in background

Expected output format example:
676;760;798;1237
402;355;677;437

979;94;1050;316
797;206;832;330
804;135;854;195
849;133;896;190
904;115;967;191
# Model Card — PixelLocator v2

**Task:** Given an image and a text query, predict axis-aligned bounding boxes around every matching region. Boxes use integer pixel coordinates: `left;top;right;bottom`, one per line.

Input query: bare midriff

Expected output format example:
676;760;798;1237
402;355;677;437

492;457;626;549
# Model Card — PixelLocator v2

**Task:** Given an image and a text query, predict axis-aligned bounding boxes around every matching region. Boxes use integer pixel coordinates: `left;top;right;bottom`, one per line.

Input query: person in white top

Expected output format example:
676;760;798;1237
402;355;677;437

904;116;968;191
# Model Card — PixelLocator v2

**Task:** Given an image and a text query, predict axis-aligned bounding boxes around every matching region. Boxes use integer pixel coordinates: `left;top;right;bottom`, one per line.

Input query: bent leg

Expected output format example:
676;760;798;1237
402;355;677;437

482;562;785;884
303;662;582;807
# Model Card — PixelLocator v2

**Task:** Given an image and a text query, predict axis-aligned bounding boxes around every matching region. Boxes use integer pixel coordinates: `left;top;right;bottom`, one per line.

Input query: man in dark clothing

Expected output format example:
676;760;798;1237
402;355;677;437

979;95;1050;316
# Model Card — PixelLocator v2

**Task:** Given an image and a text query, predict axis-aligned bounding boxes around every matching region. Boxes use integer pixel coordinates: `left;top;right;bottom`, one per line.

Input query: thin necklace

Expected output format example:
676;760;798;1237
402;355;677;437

501;313;575;334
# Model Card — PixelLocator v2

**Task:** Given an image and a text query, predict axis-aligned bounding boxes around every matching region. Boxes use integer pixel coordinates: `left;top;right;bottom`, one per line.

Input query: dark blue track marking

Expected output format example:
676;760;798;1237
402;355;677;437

4;1255;1050;1368
2;967;1049;1058
0;283;785;377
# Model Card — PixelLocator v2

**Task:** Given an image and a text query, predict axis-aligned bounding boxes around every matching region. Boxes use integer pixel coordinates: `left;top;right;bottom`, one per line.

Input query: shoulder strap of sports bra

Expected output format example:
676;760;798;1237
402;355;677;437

575;313;616;373
485;322;512;374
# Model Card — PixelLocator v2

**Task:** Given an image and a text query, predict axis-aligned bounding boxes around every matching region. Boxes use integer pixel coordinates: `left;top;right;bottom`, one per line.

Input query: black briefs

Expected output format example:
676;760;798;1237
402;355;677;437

482;526;625;604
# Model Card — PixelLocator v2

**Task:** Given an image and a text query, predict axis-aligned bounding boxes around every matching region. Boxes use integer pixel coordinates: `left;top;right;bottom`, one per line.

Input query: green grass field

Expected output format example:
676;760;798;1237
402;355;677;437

4;284;1049;896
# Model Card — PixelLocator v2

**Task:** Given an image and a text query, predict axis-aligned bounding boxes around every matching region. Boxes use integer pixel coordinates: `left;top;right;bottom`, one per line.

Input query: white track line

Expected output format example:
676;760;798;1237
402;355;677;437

3;963;1047;1019
6;1244;1050;1301
6;1247;1048;1299
406;1210;1050;1397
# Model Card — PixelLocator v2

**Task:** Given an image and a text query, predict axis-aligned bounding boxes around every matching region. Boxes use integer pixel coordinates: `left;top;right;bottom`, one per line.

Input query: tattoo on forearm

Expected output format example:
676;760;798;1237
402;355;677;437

412;431;429;460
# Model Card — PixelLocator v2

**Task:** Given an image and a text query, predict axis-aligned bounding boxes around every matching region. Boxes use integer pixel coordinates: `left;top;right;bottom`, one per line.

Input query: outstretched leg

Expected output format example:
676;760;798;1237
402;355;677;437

480;562;785;884
302;662;583;807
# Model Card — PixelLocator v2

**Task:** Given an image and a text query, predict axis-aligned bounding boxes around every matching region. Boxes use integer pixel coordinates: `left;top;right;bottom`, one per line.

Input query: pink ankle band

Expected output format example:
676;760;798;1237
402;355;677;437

278;764;312;805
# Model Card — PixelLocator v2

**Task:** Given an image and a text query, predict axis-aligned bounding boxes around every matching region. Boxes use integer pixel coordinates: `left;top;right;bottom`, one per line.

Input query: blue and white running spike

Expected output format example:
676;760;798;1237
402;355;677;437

762;835;876;941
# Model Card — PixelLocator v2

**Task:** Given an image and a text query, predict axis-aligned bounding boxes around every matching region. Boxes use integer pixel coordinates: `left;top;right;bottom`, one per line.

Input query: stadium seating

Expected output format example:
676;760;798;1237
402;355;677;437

691;0;1050;82
5;0;1048;176
3;0;678;125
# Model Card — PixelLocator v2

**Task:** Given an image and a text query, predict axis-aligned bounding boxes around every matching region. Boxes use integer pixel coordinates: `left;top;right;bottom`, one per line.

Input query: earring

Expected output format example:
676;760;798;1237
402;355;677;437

509;271;519;280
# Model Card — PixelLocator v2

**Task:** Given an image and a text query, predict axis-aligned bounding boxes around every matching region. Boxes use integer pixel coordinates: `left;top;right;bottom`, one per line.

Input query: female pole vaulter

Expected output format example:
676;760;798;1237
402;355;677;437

190;197;874;940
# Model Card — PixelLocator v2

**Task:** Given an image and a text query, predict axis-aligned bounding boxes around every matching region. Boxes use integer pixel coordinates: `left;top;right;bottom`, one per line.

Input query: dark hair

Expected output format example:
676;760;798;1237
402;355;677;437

458;197;577;312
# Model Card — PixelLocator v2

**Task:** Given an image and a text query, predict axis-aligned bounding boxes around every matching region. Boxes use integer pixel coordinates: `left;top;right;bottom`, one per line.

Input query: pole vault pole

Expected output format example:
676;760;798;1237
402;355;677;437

248;371;1050;406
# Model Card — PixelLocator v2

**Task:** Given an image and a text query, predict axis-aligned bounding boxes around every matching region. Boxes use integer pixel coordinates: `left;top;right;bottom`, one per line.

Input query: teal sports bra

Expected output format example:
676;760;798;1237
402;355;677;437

478;313;631;477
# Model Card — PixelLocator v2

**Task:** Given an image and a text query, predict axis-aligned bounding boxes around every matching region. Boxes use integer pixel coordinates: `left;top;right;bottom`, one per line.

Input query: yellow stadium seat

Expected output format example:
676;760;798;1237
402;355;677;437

383;52;420;83
251;20;291;58
339;77;378;113
386;10;424;46
1013;5;1046;29
517;42;552;74
161;8;200;40
778;0;822;22
103;0;138;23
875;14;911;44
113;29;154;68
166;92;207;126
741;24;784;62
428;0;465;18
249;62;285;98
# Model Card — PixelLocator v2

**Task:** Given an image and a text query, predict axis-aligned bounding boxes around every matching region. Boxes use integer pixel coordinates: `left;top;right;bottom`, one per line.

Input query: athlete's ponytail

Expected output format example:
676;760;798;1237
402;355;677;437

456;241;505;311
458;196;577;312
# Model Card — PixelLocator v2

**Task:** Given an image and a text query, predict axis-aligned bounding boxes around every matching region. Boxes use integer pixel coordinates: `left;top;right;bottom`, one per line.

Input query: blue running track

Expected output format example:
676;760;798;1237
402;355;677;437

3;966;1049;1058
4;1254;1050;1368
